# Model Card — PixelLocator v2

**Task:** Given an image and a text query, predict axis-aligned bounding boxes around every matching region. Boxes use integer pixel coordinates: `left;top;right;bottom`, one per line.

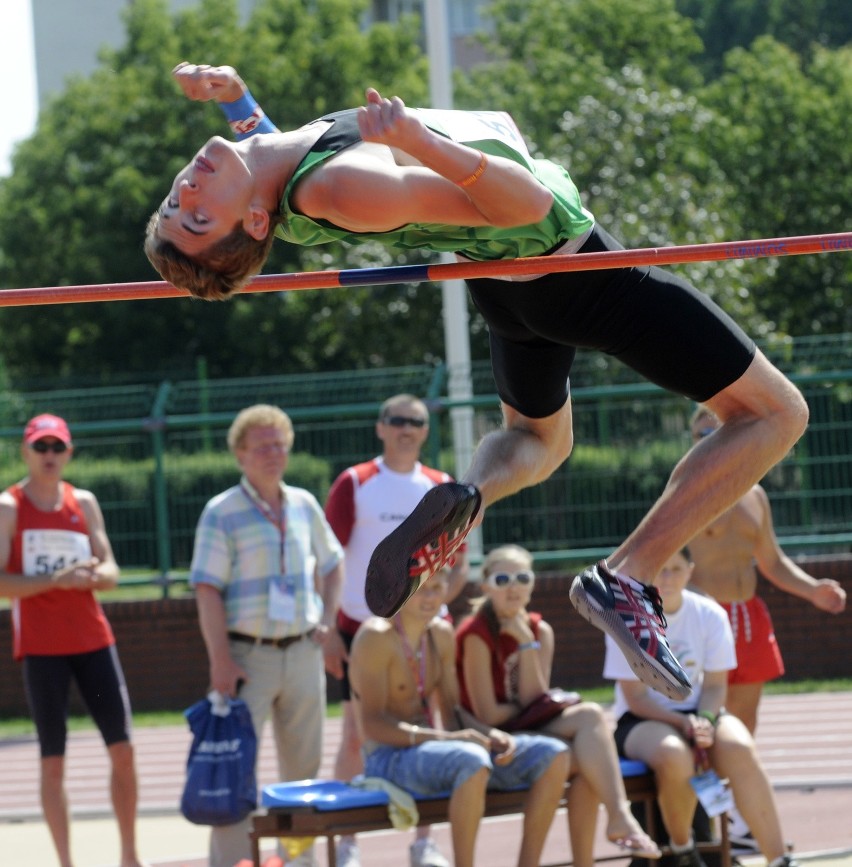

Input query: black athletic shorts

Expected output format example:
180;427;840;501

466;225;756;419
614;707;708;756
23;644;133;758
336;618;359;702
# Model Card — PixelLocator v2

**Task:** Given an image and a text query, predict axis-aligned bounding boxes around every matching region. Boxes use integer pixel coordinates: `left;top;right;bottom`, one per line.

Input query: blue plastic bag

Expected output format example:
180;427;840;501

180;691;258;825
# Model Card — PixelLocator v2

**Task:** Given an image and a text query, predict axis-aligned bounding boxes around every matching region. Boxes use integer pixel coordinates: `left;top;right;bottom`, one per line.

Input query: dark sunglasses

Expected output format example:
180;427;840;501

383;415;427;429
30;440;68;454
486;570;534;588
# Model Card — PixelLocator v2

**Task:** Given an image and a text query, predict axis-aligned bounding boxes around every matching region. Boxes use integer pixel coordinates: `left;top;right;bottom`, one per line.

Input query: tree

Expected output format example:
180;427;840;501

0;0;438;382
456;0;705;152
1;0;849;385
457;0;850;338
457;0;761;329
676;0;852;77
699;38;852;333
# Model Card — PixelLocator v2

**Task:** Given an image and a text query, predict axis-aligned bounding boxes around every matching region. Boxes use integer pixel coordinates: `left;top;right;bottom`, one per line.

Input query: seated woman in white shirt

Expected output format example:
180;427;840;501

603;546;797;867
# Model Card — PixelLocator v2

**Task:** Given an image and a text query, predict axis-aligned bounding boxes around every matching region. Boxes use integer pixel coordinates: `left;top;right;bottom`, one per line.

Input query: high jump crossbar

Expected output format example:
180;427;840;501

1;231;850;307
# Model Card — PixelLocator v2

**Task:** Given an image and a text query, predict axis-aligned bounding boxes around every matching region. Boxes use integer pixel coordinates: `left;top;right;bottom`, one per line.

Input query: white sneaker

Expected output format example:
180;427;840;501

336;836;361;867
410;836;451;867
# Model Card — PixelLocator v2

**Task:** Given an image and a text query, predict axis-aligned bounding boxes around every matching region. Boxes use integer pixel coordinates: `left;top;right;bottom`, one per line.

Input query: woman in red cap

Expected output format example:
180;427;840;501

0;414;147;867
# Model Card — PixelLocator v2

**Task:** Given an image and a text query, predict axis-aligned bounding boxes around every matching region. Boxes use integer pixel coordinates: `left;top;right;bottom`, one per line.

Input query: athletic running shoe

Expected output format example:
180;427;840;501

410;836;451;867
335;836;361;867
569;560;692;701
365;482;481;618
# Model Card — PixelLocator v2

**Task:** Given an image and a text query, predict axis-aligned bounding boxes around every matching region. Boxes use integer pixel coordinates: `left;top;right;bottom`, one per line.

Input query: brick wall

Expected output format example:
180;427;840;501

463;553;852;691
1;555;850;717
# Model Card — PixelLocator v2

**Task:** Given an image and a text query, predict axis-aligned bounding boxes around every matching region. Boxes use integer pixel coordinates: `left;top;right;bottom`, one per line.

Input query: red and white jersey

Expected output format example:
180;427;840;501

325;458;452;622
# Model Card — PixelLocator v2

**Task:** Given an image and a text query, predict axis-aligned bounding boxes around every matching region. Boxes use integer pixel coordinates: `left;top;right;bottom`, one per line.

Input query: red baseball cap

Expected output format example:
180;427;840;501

23;414;72;446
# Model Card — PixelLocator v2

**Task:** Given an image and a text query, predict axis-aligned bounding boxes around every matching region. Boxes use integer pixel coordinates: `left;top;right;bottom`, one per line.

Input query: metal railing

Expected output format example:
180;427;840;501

0;335;849;590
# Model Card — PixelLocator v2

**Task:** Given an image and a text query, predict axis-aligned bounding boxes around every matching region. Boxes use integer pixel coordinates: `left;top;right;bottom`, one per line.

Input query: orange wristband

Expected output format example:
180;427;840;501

456;151;488;188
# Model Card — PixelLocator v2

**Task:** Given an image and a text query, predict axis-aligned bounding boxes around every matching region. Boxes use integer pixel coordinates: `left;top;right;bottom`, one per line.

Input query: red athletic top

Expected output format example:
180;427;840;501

456;609;543;711
8;482;115;660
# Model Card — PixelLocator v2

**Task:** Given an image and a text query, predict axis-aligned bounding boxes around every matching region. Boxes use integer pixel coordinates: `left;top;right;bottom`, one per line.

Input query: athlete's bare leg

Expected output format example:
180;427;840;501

609;350;807;581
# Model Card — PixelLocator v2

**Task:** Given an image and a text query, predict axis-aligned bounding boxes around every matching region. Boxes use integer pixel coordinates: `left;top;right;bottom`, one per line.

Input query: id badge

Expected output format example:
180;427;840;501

268;578;296;622
689;769;735;817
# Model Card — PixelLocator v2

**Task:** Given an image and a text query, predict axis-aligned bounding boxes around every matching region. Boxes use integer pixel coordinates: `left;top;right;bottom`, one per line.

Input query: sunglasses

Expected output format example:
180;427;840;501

30;440;68;454
485;570;534;588
383;415;427;429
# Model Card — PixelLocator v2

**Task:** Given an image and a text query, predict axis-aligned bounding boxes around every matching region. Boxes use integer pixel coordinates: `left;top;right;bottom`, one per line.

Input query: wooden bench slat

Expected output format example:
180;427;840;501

250;772;730;867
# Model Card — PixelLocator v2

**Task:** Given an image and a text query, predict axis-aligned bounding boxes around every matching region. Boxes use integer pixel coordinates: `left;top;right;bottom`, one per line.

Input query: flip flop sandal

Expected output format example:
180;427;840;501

610;832;663;859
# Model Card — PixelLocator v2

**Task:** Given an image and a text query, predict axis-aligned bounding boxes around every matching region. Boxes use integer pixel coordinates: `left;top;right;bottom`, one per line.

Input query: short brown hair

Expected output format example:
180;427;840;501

227;404;295;453
378;394;429;423
144;211;277;301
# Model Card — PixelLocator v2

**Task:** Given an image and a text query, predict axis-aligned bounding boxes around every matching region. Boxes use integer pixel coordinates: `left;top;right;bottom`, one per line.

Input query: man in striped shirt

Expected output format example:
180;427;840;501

190;404;344;867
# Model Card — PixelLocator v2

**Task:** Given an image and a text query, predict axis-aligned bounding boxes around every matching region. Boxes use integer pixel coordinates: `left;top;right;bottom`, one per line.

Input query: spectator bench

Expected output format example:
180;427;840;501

250;759;731;867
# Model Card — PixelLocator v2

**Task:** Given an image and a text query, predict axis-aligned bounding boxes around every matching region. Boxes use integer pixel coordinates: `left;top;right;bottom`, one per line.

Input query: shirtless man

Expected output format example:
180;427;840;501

349;568;570;867
687;407;846;734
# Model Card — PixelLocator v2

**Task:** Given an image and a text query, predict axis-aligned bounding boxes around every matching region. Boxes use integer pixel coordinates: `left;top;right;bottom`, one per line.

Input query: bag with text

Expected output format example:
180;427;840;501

180;691;258;825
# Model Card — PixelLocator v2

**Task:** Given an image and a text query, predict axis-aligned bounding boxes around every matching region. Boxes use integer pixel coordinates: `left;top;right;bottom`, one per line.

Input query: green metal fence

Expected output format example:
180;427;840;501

1;335;850;581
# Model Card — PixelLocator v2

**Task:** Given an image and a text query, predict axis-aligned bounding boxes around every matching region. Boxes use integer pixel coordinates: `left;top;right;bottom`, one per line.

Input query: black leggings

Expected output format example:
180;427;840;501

23;644;133;758
466;225;756;418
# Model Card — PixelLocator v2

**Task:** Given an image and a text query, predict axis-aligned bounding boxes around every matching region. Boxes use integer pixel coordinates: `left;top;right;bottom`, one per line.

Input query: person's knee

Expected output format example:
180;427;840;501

721;353;809;438
651;739;693;783
458;742;493;772
714;716;758;762
782;384;809;441
505;401;575;472
472;764;490;786
574;701;606;727
446;762;489;804
548;748;570;780
107;740;135;773
40;755;65;785
340;709;361;751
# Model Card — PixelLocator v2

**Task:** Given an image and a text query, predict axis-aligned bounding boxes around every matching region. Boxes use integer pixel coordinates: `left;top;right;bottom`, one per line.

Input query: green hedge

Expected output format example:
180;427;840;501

483;439;685;555
0;450;334;572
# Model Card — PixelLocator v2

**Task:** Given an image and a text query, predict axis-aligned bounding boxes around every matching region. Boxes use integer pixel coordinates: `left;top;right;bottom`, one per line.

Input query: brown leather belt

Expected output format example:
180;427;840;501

227;630;311;650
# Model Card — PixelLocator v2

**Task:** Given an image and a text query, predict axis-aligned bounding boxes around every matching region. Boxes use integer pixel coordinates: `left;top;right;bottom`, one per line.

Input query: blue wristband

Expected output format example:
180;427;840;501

218;90;276;139
517;641;541;651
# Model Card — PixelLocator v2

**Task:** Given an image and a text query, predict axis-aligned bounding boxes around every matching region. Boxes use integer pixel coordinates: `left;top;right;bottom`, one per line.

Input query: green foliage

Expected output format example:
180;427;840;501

483;438;685;550
457;0;704;150
0;0;437;382
458;0;851;339
164;447;332;503
677;0;852;76
0;447;333;571
0;0;849;386
699;39;852;333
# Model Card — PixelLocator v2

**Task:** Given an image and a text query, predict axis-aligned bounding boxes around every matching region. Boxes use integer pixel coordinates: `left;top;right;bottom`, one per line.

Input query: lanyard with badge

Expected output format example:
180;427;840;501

393;616;434;726
689;745;735;817
241;481;296;623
